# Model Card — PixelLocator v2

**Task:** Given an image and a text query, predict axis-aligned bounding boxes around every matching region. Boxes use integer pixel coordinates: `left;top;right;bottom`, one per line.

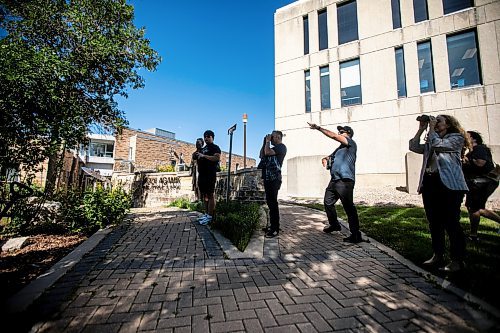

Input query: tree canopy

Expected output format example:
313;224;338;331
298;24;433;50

0;0;161;180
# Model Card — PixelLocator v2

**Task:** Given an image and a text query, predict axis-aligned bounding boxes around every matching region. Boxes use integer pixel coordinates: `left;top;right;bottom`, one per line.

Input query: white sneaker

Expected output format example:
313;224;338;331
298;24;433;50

199;216;212;225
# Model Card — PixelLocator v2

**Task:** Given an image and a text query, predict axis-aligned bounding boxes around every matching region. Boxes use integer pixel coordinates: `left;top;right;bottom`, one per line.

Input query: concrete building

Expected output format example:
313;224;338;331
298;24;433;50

81;134;115;177
274;0;500;198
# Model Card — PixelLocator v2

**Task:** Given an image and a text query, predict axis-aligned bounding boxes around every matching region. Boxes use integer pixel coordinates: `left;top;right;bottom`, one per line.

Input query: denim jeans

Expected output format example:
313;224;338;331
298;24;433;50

324;178;360;237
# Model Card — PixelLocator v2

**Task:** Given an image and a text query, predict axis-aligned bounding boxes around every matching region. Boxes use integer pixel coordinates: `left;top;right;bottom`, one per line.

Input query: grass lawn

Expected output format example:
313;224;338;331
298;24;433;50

299;203;500;310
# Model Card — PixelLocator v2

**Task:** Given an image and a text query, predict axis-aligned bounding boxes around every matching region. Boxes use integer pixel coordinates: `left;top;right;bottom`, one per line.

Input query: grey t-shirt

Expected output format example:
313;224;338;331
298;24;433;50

330;137;357;181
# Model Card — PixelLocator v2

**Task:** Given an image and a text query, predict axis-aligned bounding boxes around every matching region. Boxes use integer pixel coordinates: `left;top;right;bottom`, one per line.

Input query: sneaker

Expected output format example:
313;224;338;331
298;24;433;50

323;224;342;233
422;254;444;266
199;215;212;225
265;230;279;238
439;260;465;273
197;214;208;221
343;234;362;243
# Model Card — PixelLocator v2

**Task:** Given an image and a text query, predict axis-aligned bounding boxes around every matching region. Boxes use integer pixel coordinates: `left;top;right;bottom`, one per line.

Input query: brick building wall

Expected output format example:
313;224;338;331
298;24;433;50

114;128;256;172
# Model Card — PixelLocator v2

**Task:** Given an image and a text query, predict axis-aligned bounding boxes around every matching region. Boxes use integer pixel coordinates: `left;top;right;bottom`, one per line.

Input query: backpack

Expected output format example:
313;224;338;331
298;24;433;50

486;163;500;182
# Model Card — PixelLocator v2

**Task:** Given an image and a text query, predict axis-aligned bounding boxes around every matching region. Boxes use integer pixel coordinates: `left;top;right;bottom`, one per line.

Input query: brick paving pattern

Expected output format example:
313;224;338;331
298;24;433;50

26;205;499;332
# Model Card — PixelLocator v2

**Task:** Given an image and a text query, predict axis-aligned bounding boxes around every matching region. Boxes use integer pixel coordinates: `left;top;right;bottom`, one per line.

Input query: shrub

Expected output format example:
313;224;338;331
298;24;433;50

157;165;175;172
168;197;191;209
211;201;261;251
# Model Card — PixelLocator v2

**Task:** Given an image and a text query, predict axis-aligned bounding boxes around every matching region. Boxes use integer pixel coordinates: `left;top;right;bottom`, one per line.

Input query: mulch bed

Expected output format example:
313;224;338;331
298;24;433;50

0;234;87;305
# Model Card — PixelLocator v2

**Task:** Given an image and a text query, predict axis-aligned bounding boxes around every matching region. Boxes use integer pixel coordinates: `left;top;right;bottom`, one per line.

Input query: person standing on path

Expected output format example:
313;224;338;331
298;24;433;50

196;130;221;225
308;122;362;243
409;114;470;272
191;137;204;201
259;131;287;238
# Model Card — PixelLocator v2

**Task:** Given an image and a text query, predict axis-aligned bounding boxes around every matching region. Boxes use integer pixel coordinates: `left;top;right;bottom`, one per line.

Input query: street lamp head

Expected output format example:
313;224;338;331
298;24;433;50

242;113;248;123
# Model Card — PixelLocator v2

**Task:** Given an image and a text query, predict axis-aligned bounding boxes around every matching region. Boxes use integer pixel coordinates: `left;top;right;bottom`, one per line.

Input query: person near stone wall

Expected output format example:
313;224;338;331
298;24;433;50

462;130;500;241
259;130;287;238
409;114;470;272
308;122;363;244
196;131;221;225
191;138;204;201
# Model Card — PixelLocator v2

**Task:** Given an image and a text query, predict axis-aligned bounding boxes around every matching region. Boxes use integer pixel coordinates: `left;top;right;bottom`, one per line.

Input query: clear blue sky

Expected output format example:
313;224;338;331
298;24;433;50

116;0;296;160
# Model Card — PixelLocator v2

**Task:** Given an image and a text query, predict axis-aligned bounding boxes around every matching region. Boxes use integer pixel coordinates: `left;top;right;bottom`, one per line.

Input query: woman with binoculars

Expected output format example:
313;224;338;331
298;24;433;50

410;114;471;272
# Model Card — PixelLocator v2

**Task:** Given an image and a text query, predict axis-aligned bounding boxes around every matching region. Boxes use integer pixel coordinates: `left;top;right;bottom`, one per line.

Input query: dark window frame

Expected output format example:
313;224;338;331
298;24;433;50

337;0;359;45
392;0;402;29
305;70;311;113
413;0;429;23
446;28;482;89
303;15;309;55
395;47;407;98
417;40;435;94
443;0;474;15
320;65;331;110
318;8;328;51
340;58;362;107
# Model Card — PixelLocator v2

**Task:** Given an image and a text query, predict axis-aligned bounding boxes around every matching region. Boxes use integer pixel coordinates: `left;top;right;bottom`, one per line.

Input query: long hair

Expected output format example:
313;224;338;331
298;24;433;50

440;114;472;151
467;130;491;154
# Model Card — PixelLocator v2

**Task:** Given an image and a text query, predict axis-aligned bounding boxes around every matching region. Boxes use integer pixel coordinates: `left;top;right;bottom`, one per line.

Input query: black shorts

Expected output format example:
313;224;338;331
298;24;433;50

198;174;216;195
465;178;499;212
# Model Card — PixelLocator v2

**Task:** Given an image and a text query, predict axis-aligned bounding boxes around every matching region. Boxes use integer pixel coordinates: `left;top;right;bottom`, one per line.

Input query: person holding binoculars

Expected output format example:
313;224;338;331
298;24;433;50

259;131;287;238
409;114;471;272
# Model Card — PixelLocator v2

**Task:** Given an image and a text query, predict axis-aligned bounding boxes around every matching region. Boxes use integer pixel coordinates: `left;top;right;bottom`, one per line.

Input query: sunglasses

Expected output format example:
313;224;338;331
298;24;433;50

339;130;347;134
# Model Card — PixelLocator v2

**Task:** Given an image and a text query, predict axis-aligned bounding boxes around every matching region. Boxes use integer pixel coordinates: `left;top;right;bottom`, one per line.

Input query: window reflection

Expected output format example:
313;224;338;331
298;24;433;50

443;0;473;15
318;9;328;51
90;142;114;157
305;70;311;112
447;30;481;89
417;41;435;93
320;66;331;110
337;0;358;45
413;0;428;23
340;59;361;106
395;47;407;97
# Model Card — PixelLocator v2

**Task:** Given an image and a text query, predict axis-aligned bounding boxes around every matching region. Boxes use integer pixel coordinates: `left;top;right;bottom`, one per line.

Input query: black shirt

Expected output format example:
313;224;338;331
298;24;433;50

463;144;494;178
197;143;221;176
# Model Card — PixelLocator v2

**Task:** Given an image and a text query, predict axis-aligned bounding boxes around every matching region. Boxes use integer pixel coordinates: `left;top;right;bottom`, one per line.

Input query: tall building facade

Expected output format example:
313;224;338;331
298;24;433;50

275;0;500;197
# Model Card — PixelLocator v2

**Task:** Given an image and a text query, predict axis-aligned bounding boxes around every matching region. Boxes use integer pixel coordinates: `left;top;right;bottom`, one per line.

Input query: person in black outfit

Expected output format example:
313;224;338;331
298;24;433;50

191;138;204;201
462;131;500;241
259;131;287;238
196;130;221;225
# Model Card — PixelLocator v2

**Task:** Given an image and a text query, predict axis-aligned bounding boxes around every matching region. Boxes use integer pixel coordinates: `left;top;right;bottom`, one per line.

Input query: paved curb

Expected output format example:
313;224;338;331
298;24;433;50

292;203;500;321
4;227;112;314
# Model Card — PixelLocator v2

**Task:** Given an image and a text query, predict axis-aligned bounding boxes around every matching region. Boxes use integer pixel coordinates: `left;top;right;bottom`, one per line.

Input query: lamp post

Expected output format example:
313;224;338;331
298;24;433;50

242;113;248;169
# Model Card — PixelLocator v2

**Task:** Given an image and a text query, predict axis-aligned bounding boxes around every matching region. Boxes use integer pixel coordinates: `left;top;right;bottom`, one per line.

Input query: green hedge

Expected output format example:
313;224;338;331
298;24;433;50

211;201;261;252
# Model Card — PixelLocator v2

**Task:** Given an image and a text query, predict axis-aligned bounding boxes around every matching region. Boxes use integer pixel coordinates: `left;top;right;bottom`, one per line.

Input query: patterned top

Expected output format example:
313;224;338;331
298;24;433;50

263;143;287;182
409;132;468;193
330;137;357;181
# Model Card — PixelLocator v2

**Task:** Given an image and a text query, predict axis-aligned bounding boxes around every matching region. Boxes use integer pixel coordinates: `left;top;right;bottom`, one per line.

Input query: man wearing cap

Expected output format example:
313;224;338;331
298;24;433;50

196;130;221;225
307;122;362;243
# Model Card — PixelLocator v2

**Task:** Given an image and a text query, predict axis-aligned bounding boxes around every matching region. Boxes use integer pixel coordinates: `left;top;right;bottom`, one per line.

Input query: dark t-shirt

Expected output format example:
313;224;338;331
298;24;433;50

197;143;221;176
263;143;287;182
463;144;494;178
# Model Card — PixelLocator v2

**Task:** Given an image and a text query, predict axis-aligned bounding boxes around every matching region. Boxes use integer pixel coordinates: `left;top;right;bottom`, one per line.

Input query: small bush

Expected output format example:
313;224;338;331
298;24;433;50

211;201;261;252
169;197;191;209
157;165;175;172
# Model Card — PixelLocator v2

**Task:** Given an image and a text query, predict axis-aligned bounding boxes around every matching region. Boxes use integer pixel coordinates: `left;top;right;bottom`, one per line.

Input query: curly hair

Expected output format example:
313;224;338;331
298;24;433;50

439;114;472;151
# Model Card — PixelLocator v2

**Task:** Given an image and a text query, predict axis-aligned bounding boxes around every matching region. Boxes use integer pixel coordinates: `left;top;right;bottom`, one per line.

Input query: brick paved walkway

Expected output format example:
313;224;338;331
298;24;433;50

25;205;500;332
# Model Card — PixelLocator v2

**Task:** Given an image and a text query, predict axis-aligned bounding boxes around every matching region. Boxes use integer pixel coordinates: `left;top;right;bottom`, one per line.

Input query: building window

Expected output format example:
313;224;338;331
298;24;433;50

337;0;358;45
395;47;407;97
443;0;473;14
89;142;114;157
417;41;435;93
413;0;429;23
303;15;309;55
318;9;328;51
392;0;402;29
447;30;481;89
320;66;331;110
305;70;311;112
340;59;361;106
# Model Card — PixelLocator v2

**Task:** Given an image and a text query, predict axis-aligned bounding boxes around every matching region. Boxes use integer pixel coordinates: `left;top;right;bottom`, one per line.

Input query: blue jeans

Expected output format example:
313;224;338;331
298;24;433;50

324;178;360;237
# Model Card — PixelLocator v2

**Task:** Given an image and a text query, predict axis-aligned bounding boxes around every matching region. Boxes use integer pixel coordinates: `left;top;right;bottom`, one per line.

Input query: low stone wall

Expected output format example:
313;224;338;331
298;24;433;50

112;168;265;208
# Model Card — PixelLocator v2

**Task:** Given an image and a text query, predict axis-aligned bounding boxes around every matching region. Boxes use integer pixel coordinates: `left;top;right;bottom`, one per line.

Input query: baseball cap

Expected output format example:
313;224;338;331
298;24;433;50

337;125;354;137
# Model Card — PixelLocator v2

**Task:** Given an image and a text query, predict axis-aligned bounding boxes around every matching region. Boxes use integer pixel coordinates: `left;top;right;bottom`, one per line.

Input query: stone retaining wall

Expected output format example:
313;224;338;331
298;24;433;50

112;168;265;208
